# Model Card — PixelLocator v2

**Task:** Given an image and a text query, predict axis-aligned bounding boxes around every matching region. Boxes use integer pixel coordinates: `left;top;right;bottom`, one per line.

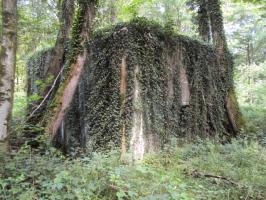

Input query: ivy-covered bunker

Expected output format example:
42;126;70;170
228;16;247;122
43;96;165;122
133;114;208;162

27;20;241;159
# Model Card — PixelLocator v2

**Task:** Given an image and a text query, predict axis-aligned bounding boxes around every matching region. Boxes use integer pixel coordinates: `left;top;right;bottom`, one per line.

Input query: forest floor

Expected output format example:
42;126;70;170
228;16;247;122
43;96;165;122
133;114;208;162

1;136;265;200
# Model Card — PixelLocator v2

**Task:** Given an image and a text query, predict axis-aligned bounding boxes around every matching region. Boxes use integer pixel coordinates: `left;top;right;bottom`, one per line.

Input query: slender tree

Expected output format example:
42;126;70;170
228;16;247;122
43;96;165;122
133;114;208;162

46;0;75;77
0;0;17;141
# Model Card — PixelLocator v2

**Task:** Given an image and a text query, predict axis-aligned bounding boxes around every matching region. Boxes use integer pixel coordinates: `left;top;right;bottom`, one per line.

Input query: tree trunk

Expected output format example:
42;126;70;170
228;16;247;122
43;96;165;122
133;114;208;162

46;0;75;77
27;0;75;120
0;0;17;141
193;0;242;133
206;0;227;55
206;0;243;132
195;0;227;50
45;0;97;136
197;0;211;43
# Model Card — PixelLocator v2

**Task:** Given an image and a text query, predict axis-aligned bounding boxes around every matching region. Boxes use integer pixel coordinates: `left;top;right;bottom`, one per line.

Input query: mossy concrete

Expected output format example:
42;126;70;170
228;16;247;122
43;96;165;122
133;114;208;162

27;19;241;157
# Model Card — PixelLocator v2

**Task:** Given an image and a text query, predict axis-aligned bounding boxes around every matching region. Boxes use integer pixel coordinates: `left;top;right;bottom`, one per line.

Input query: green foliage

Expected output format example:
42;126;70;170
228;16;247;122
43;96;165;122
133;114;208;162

1;139;265;199
222;0;266;137
224;0;265;66
26;48;55;117
15;0;59;95
12;91;27;118
179;139;266;199
9;1;266;199
67;0;88;62
233;0;266;4
35;75;54;93
26;75;54;106
235;61;266;133
96;0;197;37
119;0;154;18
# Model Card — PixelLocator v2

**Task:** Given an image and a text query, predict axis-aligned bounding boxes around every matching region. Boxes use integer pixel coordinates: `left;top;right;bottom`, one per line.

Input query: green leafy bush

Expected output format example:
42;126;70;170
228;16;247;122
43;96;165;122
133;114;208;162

1;138;265;200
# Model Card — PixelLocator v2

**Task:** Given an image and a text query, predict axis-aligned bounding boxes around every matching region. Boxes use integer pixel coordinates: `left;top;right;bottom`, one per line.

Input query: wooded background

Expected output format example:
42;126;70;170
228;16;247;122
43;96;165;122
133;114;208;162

0;0;265;199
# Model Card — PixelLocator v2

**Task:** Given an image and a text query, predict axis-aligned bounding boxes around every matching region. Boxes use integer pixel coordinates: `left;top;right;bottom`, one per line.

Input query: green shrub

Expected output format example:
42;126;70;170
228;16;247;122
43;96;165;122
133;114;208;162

1;139;265;200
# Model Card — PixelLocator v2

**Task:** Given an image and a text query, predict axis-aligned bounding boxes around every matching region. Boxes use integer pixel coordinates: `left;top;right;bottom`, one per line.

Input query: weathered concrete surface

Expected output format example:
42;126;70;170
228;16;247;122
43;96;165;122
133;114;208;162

28;20;241;159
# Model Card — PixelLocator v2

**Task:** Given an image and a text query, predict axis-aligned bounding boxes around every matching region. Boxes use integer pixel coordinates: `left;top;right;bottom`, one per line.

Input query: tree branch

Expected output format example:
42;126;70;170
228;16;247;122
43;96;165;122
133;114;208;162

27;65;65;120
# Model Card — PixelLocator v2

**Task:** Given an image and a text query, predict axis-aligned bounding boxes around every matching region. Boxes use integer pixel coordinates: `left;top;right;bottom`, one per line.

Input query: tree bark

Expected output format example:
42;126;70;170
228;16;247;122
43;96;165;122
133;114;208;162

27;0;75;120
194;0;242;133
206;0;242;132
0;0;17;141
206;0;228;56
45;0;75;77
196;0;227;49
45;0;97;136
197;0;211;43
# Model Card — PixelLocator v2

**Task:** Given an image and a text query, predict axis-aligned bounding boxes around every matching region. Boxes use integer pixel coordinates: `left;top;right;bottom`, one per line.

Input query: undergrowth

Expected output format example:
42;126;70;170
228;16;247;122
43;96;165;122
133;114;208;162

0;138;265;200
